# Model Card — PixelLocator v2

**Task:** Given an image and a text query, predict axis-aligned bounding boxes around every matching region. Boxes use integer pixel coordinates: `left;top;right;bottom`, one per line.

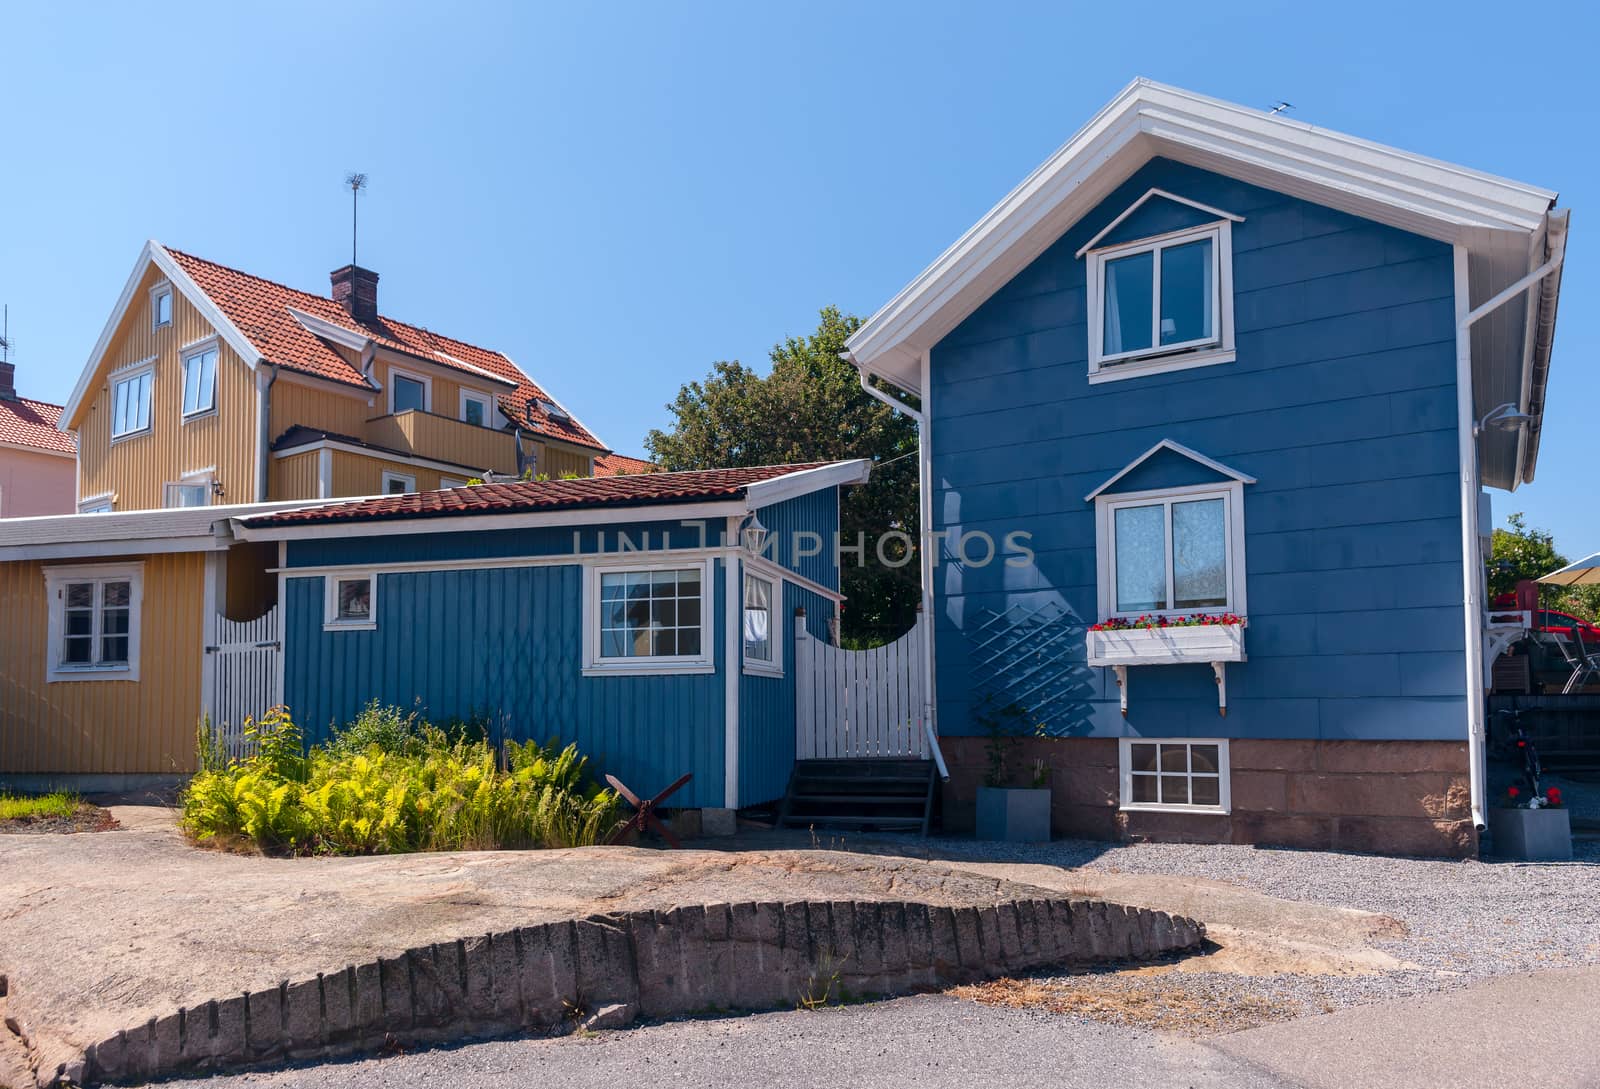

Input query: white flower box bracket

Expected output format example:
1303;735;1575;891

1085;623;1246;717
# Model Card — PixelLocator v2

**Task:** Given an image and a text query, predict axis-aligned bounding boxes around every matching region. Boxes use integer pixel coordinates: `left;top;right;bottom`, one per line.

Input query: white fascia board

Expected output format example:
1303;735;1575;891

286;307;372;353
743;460;872;510
0;440;75;460
230;499;749;542
377;345;519;390
1085;438;1256;502
501;352;610;450
0;536;228;563
271;438;489;477
846;77;1558;385
63;241;266;430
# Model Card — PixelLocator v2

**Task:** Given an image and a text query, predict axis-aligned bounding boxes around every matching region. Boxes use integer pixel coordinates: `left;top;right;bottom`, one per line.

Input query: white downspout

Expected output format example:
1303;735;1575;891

1454;229;1566;831
723;516;742;810
850;352;945;779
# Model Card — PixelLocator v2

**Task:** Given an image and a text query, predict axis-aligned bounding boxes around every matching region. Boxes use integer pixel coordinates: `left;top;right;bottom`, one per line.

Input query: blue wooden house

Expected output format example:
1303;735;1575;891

230;463;868;813
844;80;1569;856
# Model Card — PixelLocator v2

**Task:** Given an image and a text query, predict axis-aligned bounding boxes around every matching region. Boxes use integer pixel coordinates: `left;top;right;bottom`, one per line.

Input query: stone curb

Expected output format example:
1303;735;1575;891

53;897;1203;1086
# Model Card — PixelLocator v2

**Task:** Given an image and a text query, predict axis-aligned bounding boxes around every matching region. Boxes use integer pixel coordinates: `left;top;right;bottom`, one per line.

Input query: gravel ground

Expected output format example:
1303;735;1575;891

917;834;1600;1026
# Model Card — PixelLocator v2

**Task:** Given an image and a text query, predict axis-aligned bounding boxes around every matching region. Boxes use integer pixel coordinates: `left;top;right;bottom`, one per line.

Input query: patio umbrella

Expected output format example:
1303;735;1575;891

1538;552;1600;586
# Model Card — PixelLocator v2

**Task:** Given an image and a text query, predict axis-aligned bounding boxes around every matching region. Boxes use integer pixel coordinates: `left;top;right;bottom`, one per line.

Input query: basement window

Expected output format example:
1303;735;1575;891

45;563;144;682
1119;738;1230;813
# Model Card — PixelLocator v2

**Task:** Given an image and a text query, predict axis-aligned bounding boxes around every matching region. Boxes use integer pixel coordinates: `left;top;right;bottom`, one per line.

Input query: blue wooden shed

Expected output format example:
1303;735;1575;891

231;462;868;812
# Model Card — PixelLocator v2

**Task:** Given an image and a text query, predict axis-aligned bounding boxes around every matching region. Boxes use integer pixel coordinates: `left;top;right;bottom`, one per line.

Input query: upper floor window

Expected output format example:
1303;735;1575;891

390;370;429;414
151;284;172;330
181;344;218;418
44;563;143;682
111;368;153;439
1096;483;1246;620
1080;192;1241;384
460;389;492;428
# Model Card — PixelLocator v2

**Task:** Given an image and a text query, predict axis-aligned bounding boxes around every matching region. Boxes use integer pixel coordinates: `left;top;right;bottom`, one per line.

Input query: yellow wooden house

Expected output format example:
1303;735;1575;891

62;241;610;513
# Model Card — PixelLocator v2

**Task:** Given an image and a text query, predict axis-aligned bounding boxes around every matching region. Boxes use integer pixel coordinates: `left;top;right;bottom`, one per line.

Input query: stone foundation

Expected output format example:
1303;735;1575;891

939;736;1476;858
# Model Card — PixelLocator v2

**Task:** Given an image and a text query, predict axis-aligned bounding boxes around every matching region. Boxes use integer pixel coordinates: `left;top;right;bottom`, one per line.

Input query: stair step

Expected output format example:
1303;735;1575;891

780;815;926;829
791;794;929;805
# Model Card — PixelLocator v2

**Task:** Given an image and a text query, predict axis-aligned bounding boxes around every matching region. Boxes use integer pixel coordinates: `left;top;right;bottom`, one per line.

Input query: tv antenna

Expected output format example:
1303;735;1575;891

1;305;9;363
1268;101;1294;116
345;172;368;266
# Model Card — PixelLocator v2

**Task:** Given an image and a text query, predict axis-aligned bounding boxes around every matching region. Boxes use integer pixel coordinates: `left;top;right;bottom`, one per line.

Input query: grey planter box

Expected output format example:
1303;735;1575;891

1487;806;1572;861
975;786;1051;843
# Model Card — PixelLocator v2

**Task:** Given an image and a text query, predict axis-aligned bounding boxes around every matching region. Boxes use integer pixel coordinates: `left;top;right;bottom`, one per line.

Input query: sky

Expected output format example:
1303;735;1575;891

2;1;1596;553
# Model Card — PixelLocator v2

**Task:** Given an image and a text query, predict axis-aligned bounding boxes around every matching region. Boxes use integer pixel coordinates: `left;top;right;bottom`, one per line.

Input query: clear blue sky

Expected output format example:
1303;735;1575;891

2;1;1595;553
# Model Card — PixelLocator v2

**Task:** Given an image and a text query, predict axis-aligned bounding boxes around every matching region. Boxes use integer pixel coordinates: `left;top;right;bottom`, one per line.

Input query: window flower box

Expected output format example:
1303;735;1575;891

1085;615;1246;716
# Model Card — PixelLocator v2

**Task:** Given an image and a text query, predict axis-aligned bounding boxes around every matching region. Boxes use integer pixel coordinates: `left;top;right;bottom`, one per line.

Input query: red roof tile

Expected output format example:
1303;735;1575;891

164;247;607;451
245;463;827;527
593;453;656;477
0;397;75;456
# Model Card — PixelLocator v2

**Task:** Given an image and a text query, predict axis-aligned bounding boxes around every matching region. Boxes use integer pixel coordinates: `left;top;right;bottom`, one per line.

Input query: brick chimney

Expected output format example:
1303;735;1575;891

329;265;380;324
0;361;16;401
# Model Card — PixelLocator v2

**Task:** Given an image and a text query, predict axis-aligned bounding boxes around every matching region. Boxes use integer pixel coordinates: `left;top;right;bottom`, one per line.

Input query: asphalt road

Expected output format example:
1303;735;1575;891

134;968;1600;1089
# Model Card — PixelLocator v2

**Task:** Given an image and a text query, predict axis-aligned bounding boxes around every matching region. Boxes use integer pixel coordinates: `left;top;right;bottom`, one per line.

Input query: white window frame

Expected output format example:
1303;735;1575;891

163;469;214;509
582;558;716;676
110;365;155;441
440;476;469;488
742;570;783;677
323;571;378;631
180;337;220;420
381;470;417;495
78;493;115;514
1085;220;1235;384
44;562;144;683
387;367;432;415
1119;737;1231;814
1093;480;1247;621
459;388;493;428
150;282;173;330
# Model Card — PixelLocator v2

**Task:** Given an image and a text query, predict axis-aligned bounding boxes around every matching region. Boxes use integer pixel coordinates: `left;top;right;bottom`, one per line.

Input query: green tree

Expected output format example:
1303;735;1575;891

645;307;920;643
1488;513;1600;621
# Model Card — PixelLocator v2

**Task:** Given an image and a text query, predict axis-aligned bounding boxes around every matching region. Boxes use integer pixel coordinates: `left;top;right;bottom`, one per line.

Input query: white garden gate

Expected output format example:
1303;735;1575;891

794;612;937;762
204;606;282;758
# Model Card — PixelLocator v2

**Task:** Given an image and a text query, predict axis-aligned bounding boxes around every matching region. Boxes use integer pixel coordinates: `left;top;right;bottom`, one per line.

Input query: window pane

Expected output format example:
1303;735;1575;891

1129;743;1158;772
602;630;628;657
1159;775;1190;805
678;599;700;627
677;629;701;656
651;599;678;628
66;582;94;608
653;629;678;656
598;568;702;659
1159;237;1214;346
384;476;412;495
1103;250;1154;355
600;574;625;601
1114;504;1167;612
392;376;426;413
651;570;677;598
744;575;772;662
1191;776;1221;807
63;636;92;664
183;356;202;412
1130;774;1157;803
1191;744;1220;774
337;578;371;620
1173;498;1227;609
1159;744;1188;772
135;373;151;431
463;398;485;426
65;611;92;636
102;609;129;636
156;292;172;325
101;635;129;664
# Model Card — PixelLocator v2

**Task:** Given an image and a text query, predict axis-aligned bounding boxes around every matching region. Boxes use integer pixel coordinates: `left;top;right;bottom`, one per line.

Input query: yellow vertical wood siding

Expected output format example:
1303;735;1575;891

365;411;517;475
329;450;456;496
533;441;596;479
266;376;374;443
268;449;322;501
75;265;260;510
370;356;502;426
0;552;206;775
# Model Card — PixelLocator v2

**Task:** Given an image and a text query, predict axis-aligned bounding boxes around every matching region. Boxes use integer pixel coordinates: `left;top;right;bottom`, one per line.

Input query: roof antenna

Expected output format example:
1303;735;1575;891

345;172;368;267
1;305;9;363
1268;101;1294;116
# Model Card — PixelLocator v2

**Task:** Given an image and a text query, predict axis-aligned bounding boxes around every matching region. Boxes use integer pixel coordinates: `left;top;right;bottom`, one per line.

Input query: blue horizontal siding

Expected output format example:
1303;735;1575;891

928;158;1466;743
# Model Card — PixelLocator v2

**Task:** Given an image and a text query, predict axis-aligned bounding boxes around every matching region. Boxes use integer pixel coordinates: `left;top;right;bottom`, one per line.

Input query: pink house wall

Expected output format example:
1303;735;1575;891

0;447;76;517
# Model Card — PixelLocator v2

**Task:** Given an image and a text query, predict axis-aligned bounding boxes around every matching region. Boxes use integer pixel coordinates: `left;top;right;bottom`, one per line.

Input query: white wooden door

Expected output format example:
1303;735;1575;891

795;613;928;759
205;607;282;758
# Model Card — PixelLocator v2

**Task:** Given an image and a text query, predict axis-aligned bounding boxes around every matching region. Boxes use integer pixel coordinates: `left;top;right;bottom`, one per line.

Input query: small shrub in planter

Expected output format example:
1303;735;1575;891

1487;785;1571;861
973;699;1051;843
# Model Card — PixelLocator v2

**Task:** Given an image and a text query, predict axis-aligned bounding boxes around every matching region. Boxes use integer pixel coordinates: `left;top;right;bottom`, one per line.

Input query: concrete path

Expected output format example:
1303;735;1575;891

118;967;1600;1089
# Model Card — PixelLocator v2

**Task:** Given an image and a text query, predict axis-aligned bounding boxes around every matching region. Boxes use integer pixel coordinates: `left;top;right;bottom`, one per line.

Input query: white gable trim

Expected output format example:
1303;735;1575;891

1085;439;1256;502
287;306;371;352
63;241;265;430
845;78;1559;392
1074;187;1244;259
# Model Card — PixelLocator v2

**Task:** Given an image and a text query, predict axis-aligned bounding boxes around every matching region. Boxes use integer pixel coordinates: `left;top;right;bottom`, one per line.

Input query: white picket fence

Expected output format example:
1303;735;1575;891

794;612;930;759
205;606;283;760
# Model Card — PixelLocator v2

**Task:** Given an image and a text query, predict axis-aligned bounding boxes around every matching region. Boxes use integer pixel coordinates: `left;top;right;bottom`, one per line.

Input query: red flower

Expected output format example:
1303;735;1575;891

1508;786;1520;798
1547;788;1563;807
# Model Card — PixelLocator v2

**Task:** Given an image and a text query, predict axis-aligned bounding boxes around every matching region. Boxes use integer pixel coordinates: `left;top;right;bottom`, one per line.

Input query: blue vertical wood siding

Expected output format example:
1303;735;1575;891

754;488;842;591
929;158;1466;742
738;583;834;807
283;561;729;808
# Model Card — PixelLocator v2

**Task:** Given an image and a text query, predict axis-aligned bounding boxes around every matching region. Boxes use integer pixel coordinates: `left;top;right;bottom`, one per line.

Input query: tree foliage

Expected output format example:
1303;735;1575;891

645;307;920;642
1488;512;1599;621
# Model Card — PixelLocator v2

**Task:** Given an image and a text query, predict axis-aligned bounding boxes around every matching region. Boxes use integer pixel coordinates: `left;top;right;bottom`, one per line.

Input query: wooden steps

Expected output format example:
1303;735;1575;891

776;758;937;836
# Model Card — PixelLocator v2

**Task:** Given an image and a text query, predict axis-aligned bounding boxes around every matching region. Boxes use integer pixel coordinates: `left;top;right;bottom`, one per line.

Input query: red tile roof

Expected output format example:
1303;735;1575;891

593;453;656;477
0;396;75;456
244;463;827;527
164;247;607;451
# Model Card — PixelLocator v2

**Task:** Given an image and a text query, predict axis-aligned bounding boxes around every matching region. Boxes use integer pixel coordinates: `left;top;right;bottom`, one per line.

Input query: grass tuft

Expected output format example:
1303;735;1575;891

0;792;78;821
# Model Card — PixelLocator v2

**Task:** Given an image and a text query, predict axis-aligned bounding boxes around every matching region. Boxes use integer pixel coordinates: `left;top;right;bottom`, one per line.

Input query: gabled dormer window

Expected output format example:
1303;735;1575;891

1080;190;1241;384
150;283;173;330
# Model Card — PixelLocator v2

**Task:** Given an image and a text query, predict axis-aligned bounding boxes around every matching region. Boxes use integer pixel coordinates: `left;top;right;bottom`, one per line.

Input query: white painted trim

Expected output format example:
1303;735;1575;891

579;556;718;676
149;280;173;330
233;499;750;542
109;364;156;442
439;476;470;489
742;551;844;605
723;520;741;808
380;469;417;495
743;459;872;510
386;366;432;415
77;491;115;513
459;387;493;427
275;540;288;702
1455;244;1489;830
1;537;225;562
1117;736;1231;814
1075;187;1244;259
0;440;74;460
269;438;487;478
200;551;219;718
42;561;145;683
323;569;378;631
254;366;273;502
1086;220;1234;379
286;306;371;353
163;471;215;509
1094;481;1248;620
108;354;158;378
317;448;333;498
179;336;221;420
421;349;521;389
1085;438;1256;501
740;567;784;677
